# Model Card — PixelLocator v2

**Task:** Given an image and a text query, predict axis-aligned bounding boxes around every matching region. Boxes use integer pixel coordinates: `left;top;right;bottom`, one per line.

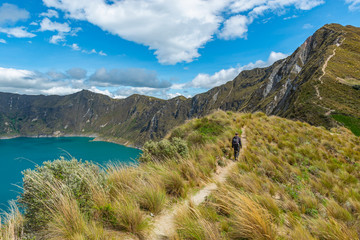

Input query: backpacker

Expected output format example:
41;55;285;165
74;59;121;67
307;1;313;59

232;136;240;147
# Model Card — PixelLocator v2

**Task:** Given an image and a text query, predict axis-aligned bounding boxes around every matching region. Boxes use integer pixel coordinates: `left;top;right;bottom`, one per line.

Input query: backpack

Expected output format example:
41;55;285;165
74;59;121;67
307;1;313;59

232;136;240;146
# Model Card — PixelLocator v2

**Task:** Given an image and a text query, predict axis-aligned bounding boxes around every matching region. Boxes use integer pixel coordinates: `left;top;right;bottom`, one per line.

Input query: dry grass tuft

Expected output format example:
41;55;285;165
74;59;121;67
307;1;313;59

214;187;277;240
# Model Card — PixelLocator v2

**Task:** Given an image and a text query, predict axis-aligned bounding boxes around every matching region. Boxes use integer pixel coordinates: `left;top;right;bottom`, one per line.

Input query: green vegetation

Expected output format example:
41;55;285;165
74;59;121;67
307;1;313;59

332;114;360;136
1;111;359;239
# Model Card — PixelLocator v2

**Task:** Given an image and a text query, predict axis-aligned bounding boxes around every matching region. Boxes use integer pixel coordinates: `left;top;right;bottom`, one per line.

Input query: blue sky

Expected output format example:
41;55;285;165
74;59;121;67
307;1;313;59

0;0;359;99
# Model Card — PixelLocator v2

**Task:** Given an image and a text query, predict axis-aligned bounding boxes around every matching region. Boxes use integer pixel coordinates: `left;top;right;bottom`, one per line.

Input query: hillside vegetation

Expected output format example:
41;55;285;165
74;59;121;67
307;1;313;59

0;111;359;239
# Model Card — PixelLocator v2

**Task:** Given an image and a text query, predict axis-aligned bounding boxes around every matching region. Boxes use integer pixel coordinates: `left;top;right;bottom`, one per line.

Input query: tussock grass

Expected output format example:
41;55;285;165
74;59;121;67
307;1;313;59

110;194;149;237
310;217;359;240
214;188;277;240
0;201;24;240
135;180;167;214
174;203;221;240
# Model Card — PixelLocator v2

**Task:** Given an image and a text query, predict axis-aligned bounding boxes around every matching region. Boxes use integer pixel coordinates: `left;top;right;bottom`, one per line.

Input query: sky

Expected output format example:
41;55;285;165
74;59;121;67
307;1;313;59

0;0;359;99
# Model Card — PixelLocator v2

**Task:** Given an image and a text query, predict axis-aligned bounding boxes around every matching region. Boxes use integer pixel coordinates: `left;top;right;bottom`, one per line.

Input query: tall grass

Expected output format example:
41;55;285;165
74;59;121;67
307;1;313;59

214;188;277;240
174;203;221;240
0;201;24;240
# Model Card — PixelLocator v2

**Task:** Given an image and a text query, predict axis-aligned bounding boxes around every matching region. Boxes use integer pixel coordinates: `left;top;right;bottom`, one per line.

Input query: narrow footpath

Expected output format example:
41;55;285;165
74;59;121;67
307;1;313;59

149;127;248;240
314;37;345;101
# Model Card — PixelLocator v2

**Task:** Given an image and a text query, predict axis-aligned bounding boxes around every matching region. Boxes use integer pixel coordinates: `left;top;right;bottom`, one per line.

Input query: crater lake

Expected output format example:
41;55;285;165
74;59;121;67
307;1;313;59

0;137;141;209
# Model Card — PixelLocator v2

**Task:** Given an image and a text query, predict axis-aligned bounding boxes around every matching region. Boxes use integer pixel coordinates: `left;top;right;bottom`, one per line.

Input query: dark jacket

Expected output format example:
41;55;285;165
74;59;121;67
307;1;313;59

232;136;242;149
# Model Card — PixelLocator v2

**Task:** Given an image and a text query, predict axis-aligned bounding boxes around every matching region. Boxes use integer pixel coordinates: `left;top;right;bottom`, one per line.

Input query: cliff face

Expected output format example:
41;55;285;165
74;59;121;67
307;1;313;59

0;24;359;146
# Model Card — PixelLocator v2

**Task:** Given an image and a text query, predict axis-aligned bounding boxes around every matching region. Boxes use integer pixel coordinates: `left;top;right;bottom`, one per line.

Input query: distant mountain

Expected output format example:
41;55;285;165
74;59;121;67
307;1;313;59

0;23;359;146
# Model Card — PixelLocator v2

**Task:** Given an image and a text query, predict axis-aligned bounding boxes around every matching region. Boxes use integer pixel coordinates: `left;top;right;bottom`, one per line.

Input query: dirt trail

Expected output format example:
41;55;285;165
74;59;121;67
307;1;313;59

149;128;247;240
315;37;345;101
313;38;345;117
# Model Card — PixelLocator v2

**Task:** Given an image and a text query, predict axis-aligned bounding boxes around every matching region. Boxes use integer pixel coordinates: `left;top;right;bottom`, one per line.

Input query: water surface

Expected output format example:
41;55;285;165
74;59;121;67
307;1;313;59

0;137;141;209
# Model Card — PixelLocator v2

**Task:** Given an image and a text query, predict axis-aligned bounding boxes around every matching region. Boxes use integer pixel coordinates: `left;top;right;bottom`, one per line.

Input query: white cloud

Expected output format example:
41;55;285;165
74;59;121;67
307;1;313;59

186;51;288;89
0;27;36;38
42;0;322;65
98;50;107;56
346;0;360;10
113;87;173;99
82;48;107;56
0;67;83;95
66;68;87;79
39;18;71;32
42;86;81;95
88;86;113;97
50;34;65;44
303;23;314;29
283;15;298;20
40;9;59;18
0;3;29;25
89;68;172;88
47;25;80;45
218;15;249;40
0;39;6;44
0;66;173;97
70;43;80;51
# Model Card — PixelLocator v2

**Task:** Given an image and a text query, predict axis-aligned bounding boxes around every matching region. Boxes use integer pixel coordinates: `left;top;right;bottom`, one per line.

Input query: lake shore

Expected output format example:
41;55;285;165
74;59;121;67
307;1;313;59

0;133;142;149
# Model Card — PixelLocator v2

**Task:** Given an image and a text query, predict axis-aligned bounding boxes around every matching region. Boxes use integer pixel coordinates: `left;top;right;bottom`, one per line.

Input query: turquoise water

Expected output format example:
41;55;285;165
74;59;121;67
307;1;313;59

0;137;141;209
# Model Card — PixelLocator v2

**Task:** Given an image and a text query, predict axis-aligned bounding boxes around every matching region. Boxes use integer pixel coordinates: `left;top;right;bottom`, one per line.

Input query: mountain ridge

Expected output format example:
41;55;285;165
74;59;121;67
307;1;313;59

0;23;359;146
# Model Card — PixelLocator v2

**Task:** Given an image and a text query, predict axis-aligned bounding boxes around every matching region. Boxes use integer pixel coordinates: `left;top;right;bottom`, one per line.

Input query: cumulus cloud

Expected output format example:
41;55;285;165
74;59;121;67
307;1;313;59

0;39;6;43
89;68;172;88
39;18;71;32
0;3;29;25
42;0;323;64
0;65;175;96
113;87;179;99
0;27;36;38
0;67;81;95
47;70;67;80
218;15;249;40
40;9;59;18
66;68;87;79
346;0;360;10
49;34;65;44
185;51;288;89
70;43;80;51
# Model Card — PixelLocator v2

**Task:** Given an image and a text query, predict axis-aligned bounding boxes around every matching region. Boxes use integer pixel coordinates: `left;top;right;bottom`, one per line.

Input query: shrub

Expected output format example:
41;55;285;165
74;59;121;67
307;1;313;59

139;138;189;162
19;158;106;233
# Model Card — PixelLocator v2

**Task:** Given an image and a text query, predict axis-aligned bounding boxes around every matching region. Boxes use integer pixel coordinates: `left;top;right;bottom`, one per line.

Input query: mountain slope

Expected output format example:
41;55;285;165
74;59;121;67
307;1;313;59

0;23;359;145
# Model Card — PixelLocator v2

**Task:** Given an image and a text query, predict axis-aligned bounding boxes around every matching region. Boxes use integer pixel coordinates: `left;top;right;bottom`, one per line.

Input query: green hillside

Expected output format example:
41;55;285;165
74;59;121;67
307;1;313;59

1;111;359;239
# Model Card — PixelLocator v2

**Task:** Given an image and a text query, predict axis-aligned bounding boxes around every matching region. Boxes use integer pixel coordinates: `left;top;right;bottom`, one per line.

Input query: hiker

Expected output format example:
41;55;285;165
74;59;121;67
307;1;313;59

232;132;242;161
